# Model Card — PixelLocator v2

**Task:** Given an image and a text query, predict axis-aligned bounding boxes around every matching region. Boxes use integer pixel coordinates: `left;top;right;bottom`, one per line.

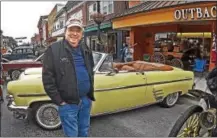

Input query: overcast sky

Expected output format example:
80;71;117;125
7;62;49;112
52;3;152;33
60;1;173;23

1;1;66;42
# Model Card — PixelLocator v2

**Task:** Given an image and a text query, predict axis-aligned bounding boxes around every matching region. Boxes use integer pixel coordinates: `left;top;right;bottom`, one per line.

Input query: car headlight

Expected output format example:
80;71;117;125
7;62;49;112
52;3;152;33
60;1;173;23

199;108;216;130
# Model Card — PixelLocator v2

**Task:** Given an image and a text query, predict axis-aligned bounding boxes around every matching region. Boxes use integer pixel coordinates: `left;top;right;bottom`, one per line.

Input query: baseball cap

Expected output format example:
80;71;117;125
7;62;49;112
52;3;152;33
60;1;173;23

65;18;83;29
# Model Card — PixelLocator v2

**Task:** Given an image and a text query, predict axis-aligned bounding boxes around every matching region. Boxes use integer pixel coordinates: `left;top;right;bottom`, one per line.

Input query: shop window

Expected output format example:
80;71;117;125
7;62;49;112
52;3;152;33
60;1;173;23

107;33;116;54
91;39;96;51
100;1;114;15
88;3;97;21
70;10;83;23
153;32;211;70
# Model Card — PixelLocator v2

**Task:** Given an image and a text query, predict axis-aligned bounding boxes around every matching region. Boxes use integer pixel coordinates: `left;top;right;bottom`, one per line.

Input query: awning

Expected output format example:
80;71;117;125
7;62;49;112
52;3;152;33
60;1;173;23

112;2;216;29
84;22;112;33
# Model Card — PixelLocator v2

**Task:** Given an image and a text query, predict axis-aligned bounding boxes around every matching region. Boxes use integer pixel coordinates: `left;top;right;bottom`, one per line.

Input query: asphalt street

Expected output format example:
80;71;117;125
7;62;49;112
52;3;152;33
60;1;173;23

1;77;205;137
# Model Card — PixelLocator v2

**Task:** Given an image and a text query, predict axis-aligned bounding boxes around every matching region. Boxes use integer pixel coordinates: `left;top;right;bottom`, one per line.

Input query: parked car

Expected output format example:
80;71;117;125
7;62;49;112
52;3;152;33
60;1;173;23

2;46;37;61
1;58;9;63
6;52;194;130
2;54;43;80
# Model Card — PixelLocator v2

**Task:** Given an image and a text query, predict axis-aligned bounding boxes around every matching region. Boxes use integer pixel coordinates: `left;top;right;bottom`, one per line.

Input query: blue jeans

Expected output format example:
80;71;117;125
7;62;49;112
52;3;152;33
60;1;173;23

58;96;92;137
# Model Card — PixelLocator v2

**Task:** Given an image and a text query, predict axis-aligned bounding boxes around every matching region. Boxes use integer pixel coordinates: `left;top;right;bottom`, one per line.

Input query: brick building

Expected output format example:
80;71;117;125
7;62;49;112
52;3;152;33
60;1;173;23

37;15;49;46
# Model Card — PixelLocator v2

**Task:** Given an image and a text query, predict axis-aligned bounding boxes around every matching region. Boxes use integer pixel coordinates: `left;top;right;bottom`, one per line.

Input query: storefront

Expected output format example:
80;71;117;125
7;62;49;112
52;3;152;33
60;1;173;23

112;1;217;70
84;22;125;60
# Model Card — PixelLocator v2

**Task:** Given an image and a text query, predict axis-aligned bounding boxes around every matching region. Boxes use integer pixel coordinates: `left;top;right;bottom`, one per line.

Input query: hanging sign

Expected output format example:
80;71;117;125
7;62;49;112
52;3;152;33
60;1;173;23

174;6;216;20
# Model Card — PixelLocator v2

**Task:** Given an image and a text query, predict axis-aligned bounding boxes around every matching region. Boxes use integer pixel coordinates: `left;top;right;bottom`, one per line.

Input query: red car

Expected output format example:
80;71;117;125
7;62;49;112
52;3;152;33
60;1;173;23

2;54;43;80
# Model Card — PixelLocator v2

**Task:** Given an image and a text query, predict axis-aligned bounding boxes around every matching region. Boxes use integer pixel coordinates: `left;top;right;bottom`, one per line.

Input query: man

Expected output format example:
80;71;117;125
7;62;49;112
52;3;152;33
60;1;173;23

124;37;137;62
42;18;95;137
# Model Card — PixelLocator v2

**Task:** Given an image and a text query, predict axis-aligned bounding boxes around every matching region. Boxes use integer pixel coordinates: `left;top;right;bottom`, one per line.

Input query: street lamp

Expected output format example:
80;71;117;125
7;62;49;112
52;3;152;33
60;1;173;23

91;1;105;46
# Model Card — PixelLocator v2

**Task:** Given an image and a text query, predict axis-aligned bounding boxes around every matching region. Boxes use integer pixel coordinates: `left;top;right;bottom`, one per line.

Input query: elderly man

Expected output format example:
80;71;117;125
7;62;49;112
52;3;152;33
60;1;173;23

42;18;95;137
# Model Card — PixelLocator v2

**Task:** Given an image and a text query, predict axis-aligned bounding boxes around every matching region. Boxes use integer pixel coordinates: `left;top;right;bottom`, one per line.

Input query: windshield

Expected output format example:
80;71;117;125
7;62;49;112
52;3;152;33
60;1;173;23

92;52;103;67
34;52;102;67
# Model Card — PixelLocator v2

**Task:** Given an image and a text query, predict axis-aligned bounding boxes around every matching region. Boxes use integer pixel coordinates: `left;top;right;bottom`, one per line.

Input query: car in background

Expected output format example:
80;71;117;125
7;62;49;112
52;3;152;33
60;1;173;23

1;58;10;63
2;54;43;80
6;52;194;130
2;46;37;61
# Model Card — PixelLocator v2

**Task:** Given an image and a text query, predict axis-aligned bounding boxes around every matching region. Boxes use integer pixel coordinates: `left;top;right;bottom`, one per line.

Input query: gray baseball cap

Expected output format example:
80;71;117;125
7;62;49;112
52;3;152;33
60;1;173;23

65;18;83;29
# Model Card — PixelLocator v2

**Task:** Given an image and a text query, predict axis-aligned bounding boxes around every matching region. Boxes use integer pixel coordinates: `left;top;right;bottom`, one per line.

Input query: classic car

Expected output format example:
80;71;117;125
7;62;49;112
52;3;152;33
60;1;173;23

2;54;43;80
1;58;9;63
2;46;37;61
6;52;194;130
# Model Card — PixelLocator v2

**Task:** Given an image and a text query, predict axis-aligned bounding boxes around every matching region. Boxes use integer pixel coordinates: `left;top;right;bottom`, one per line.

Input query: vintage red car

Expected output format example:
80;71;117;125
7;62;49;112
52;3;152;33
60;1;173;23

2;54;43;80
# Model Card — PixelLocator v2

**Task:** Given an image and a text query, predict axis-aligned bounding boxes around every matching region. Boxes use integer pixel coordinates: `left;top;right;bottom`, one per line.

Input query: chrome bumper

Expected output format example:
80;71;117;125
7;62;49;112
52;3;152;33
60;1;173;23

6;95;29;120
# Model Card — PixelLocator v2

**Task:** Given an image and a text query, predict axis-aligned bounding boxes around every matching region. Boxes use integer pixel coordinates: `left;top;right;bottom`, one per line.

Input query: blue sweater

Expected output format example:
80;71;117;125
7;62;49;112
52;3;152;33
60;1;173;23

71;46;90;98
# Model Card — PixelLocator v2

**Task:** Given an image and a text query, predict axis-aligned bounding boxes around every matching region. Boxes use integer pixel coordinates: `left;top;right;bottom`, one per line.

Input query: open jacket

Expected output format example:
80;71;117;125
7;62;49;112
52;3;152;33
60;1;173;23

42;39;95;106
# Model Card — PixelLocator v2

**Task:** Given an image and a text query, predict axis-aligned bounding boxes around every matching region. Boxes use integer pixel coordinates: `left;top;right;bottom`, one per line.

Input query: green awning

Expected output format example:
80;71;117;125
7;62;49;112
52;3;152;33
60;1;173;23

84;23;112;32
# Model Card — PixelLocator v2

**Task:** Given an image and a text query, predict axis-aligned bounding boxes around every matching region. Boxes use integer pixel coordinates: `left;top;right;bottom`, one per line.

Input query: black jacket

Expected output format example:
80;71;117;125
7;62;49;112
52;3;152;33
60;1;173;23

42;39;95;106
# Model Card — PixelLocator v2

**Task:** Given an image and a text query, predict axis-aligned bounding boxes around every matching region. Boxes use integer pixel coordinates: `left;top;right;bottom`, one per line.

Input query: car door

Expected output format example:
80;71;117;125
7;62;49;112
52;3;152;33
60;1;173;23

91;56;148;115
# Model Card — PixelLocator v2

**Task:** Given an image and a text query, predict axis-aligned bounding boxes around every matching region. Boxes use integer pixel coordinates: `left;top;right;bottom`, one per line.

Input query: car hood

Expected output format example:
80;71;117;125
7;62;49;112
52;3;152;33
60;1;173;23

24;67;42;75
8;59;35;63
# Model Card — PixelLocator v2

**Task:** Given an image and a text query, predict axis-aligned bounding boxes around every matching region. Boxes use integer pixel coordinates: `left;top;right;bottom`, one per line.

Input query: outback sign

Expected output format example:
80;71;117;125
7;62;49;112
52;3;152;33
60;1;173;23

174;6;216;20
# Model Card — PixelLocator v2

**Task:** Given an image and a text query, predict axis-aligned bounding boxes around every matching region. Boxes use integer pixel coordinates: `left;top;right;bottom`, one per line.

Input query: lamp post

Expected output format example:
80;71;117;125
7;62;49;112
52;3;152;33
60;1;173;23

92;1;105;46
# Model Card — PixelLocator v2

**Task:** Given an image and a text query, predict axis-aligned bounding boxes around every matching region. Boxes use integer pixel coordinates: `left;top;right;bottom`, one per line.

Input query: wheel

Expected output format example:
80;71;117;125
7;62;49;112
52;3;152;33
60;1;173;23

32;103;61;130
168;105;210;137
151;52;166;64
160;92;179;108
10;70;21;80
171;58;184;69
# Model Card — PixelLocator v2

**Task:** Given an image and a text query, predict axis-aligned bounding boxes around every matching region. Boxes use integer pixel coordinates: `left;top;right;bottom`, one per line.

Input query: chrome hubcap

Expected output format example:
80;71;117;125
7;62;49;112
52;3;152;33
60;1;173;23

36;104;61;129
11;70;20;80
166;92;179;106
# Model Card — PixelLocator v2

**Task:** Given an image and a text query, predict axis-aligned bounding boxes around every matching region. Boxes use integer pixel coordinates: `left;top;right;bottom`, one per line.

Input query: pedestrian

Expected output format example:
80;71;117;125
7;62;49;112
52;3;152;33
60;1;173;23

123;37;137;62
42;18;95;137
120;43;127;62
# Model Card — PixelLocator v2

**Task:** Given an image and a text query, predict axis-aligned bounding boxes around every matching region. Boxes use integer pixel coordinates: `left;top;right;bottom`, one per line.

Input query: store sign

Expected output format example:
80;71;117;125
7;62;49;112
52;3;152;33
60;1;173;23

174;6;216;20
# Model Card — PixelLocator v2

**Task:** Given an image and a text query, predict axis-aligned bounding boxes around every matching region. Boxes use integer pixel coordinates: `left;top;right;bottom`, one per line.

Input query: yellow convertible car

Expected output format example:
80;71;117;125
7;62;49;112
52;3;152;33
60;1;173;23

6;52;194;130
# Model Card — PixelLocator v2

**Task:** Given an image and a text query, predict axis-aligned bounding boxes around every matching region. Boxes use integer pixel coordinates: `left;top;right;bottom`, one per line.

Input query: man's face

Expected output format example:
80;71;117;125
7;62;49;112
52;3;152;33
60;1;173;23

126;37;130;45
65;26;83;47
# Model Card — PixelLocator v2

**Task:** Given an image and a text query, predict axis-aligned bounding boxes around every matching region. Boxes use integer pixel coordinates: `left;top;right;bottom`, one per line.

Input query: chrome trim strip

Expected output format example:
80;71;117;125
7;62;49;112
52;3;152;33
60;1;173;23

17;93;47;97
7;102;29;111
95;78;192;92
